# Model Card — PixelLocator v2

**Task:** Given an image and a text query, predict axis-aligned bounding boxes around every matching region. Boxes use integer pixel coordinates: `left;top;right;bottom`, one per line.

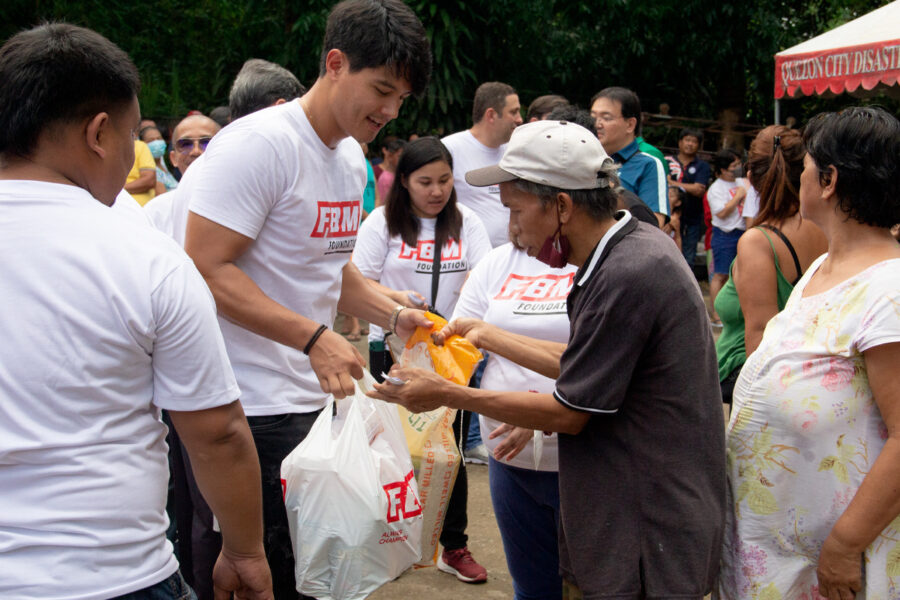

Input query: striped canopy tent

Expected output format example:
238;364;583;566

774;0;900;120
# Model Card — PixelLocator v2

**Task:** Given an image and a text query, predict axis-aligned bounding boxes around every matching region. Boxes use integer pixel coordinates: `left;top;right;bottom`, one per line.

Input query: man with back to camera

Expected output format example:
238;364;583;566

0;23;271;600
442;81;524;248
183;1;433;596
590;86;668;227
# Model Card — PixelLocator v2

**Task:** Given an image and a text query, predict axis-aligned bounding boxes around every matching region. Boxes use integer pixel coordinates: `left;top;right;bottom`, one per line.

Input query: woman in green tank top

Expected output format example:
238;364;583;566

714;126;827;403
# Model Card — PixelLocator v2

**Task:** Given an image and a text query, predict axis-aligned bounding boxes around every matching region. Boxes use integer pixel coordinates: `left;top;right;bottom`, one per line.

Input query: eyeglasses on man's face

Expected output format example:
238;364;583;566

173;137;212;154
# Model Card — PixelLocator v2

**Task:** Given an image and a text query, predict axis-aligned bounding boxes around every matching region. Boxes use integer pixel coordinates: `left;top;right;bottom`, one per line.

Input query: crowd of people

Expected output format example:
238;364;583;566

2;1;900;600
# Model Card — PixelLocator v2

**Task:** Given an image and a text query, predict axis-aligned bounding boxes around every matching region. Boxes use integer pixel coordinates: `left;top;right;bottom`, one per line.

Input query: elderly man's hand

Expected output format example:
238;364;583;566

367;366;454;413
433;317;490;348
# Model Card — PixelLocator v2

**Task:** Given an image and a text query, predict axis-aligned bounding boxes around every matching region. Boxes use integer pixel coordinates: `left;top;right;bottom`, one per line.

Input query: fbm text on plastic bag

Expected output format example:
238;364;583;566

281;371;423;600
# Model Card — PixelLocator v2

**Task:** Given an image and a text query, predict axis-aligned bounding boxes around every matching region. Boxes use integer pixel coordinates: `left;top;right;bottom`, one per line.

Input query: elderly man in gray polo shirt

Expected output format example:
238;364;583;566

370;119;725;600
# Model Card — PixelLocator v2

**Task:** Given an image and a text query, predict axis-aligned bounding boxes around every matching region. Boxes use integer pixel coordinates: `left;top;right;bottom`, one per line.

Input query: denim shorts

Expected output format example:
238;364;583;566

710;227;744;274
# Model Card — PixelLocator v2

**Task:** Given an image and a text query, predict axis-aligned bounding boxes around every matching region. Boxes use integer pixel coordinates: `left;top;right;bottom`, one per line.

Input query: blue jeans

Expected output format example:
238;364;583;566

489;457;561;600
111;571;196;600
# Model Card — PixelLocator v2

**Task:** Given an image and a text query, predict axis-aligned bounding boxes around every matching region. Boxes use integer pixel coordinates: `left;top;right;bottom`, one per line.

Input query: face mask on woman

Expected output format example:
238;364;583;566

147;140;167;159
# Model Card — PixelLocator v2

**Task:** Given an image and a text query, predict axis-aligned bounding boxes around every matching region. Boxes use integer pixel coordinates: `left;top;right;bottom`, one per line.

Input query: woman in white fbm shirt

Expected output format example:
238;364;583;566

353;136;491;375
352;136;491;581
453;242;575;600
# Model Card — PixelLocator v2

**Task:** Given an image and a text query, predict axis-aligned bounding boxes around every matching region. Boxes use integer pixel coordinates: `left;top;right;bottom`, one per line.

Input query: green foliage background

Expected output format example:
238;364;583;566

3;0;896;140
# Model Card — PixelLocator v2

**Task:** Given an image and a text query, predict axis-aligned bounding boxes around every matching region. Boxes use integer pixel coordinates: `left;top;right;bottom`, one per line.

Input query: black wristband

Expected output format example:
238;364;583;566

303;324;328;355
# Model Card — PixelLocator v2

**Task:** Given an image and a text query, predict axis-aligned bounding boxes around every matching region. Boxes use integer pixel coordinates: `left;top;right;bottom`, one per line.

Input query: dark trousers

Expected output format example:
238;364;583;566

247;411;322;600
371;345;469;551
111;570;196;600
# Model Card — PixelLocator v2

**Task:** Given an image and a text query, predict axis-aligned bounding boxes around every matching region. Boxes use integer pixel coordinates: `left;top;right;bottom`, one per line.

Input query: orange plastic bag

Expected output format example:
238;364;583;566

393;312;482;566
402;312;482;385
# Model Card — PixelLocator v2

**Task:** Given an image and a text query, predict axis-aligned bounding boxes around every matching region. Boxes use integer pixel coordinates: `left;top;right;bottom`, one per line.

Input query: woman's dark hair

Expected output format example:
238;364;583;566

803;106;900;228
385;136;461;249
138;126;161;142
712;149;739;175
318;0;432;97
381;135;406;153
0;23;140;157
748;125;804;225
525;94;569;122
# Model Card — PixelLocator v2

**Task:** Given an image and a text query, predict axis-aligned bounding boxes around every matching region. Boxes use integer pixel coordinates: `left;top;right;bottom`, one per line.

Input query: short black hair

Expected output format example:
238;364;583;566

229;59;305;120
546;105;597;136
525;94;569;122
318;0;432;97
591;87;642;136
472;81;516;124
0;23;140;157
803;106;900;228
678;127;704;143
713;148;739;174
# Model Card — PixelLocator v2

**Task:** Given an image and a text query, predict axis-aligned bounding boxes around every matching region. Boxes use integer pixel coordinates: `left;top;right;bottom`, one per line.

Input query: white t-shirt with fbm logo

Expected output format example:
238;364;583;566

352;204;491;344
189;100;367;415
453;243;576;471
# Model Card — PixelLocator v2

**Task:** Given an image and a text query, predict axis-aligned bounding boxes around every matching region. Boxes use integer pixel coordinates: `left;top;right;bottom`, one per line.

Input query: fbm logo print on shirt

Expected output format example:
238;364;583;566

495;272;575;315
398;239;469;274
311;200;361;238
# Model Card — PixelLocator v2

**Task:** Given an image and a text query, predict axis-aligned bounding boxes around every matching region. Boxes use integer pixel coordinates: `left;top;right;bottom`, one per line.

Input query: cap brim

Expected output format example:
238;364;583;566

465;165;517;187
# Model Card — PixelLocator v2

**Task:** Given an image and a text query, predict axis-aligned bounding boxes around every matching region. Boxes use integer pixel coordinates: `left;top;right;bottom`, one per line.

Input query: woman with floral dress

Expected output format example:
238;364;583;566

716;107;900;600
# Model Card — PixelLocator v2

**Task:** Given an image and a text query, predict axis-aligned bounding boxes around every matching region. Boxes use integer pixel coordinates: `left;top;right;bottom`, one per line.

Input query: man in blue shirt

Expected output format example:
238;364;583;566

590;87;667;226
668;128;712;267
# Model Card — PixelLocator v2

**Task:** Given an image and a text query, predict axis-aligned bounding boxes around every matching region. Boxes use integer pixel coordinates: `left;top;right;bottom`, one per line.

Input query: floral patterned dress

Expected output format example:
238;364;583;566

716;255;900;600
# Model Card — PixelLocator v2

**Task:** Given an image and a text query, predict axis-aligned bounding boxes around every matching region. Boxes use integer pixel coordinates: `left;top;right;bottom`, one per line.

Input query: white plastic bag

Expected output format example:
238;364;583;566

281;371;423;600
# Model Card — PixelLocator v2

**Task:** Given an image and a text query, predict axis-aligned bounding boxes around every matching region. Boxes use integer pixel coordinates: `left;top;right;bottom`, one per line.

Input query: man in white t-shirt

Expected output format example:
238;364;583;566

183;1;433;596
0;23;271;600
146;57;308;600
443;81;523;247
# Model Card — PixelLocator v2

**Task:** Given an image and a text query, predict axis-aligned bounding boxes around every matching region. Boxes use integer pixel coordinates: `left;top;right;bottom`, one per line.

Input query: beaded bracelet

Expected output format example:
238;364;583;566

302;324;328;355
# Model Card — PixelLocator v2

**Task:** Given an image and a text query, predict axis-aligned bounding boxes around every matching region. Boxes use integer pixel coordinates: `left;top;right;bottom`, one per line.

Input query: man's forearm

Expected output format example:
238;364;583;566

125;170;156;194
477;324;565;379
205;262;322;351
447;386;586;435
337;261;399;331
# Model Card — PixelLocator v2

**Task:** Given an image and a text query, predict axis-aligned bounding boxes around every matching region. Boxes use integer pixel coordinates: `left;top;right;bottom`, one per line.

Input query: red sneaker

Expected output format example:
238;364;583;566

437;546;488;583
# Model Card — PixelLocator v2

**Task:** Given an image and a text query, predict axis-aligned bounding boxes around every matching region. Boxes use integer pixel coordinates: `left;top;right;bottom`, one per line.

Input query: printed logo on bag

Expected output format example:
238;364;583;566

311;200;361;248
397;239;469;275
383;469;423;523
494;272;575;315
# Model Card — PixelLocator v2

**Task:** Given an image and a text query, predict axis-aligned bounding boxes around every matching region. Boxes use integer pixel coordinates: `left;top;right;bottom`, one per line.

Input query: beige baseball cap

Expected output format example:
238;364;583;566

465;120;612;190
